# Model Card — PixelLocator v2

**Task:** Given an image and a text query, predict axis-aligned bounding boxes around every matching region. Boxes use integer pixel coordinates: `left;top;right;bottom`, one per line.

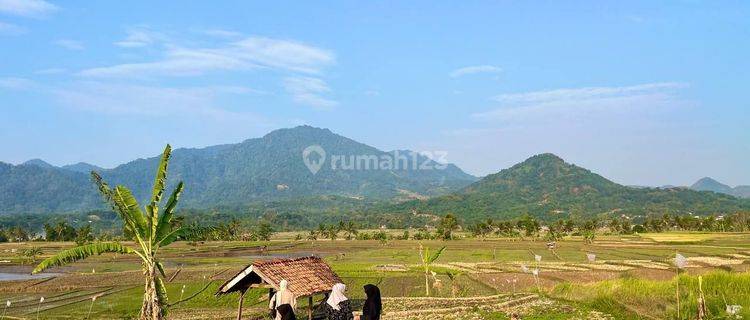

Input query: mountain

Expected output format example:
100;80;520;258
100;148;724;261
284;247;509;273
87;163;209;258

390;153;750;220
690;177;750;198
0;126;476;214
61;162;104;173
690;177;734;194
22;159;56;169
0;162;103;213
19;159;104;174
734;186;750;198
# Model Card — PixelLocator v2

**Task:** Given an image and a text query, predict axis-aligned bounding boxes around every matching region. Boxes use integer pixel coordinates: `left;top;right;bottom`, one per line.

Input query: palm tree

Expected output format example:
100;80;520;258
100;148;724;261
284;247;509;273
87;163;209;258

33;145;185;320
343;221;358;240
326;224;339;241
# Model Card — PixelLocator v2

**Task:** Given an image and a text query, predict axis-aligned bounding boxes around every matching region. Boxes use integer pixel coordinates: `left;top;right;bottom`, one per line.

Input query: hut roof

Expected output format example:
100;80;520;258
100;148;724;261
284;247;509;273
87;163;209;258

217;256;342;297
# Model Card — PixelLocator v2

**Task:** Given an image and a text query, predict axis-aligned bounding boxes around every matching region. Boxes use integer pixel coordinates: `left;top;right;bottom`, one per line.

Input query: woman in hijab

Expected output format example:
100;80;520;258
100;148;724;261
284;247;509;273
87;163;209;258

325;283;353;320
277;303;296;320
361;284;382;320
269;280;296;320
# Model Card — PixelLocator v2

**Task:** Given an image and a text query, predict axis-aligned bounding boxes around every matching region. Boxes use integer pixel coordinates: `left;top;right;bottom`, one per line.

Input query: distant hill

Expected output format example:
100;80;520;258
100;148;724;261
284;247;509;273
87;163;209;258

20;158;104;174
22;159;56;169
0;162;103;213
690;177;750;198
390;153;750;220
0;126;476;214
61;162;104;174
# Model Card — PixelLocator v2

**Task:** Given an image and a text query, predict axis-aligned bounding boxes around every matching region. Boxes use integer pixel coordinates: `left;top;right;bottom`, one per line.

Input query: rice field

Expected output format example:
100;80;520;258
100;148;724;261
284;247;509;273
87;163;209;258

1;232;749;319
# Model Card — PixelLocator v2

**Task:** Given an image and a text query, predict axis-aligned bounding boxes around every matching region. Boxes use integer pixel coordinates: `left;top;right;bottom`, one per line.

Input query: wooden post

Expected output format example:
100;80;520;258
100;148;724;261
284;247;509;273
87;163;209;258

307;295;313;320
237;289;246;320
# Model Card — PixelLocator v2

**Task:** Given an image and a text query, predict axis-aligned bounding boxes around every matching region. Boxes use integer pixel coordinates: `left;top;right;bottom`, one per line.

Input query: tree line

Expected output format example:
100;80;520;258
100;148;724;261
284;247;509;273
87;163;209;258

2;211;749;244
464;212;750;241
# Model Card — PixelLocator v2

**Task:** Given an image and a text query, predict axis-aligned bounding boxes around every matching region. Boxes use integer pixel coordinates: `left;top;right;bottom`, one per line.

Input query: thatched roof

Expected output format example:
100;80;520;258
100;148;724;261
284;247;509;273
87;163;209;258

217;256;342;297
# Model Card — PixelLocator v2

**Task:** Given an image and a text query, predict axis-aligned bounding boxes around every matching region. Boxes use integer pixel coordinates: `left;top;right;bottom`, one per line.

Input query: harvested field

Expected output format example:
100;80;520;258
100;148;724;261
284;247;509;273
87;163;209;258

0;233;748;319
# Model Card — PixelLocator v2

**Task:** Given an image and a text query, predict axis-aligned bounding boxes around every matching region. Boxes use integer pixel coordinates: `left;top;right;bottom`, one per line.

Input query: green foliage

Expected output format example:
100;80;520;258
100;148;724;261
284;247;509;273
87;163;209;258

155;277;168;306
74;224;94;245
306;229;318;240
43;221;76;241
0;161;104;213
437;214;459;240
326;224;340;240
391;153;750;221
253;222;274;241
3;150;750;236
400;230;410;240
155;182;184;242
518;215;540;237
33;242;132;273
551;271;750;319
0;126;476;214
418;244;446;296
21;246;42;263
427;246;446;264
32;144;189;319
342;220;358;240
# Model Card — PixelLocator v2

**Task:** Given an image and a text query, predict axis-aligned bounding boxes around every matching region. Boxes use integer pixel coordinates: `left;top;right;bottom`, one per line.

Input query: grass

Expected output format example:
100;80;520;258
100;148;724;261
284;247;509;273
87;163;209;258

550;271;750;319
1;232;749;319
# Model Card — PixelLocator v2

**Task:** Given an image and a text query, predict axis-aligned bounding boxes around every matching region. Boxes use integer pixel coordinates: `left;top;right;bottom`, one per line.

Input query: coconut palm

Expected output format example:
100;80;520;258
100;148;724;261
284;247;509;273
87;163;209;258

33;145;185;320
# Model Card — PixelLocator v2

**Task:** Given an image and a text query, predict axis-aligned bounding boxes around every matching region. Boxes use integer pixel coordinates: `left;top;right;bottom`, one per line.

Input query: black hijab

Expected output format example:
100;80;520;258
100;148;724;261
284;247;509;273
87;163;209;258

277;303;295;320
362;284;382;320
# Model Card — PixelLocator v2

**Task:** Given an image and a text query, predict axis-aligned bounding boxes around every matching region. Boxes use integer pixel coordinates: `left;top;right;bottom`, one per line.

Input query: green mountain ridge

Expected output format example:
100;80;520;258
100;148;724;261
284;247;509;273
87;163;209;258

0;161;103;213
690;177;750;198
389;153;750;220
0;126;476;214
61;162;105;174
21;159;56;169
3;129;747;220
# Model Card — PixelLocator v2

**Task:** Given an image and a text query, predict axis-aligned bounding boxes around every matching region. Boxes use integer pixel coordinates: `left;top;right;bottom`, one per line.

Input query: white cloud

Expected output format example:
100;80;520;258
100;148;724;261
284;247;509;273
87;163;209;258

53;82;262;120
0;0;57;17
231;37;334;74
201;28;242;39
0;21;25;35
0;77;35;90
84;35;334;77
283;77;338;109
54;39;84;50
78;28;338;111
79;47;250;77
473;82;689;122
114;26;162;48
492;82;685;105
450;65;502;78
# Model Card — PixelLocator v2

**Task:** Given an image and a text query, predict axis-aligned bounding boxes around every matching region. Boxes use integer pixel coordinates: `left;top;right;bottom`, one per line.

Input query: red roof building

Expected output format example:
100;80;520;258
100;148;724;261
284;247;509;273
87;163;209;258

217;256;341;319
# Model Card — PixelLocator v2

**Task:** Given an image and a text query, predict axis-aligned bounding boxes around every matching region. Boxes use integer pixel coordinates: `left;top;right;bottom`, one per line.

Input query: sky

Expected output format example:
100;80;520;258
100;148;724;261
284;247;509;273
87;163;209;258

0;0;748;187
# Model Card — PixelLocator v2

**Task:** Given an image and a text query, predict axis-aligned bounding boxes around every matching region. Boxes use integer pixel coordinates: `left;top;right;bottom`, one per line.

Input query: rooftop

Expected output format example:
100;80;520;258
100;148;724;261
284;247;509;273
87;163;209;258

217;256;342;297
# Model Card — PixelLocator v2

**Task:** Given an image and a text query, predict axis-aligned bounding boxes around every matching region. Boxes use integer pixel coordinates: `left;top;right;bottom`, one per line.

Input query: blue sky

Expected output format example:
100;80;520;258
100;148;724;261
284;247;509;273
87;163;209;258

1;0;748;186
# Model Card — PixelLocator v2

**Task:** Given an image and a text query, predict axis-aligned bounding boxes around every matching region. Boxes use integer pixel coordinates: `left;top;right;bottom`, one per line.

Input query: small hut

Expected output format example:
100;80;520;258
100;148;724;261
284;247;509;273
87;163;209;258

217;256;342;320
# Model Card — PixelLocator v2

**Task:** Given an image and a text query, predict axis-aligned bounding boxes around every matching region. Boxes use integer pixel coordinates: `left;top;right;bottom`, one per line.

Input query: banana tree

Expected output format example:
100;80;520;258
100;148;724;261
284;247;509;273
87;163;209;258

418;244;445;296
33;145;185;320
